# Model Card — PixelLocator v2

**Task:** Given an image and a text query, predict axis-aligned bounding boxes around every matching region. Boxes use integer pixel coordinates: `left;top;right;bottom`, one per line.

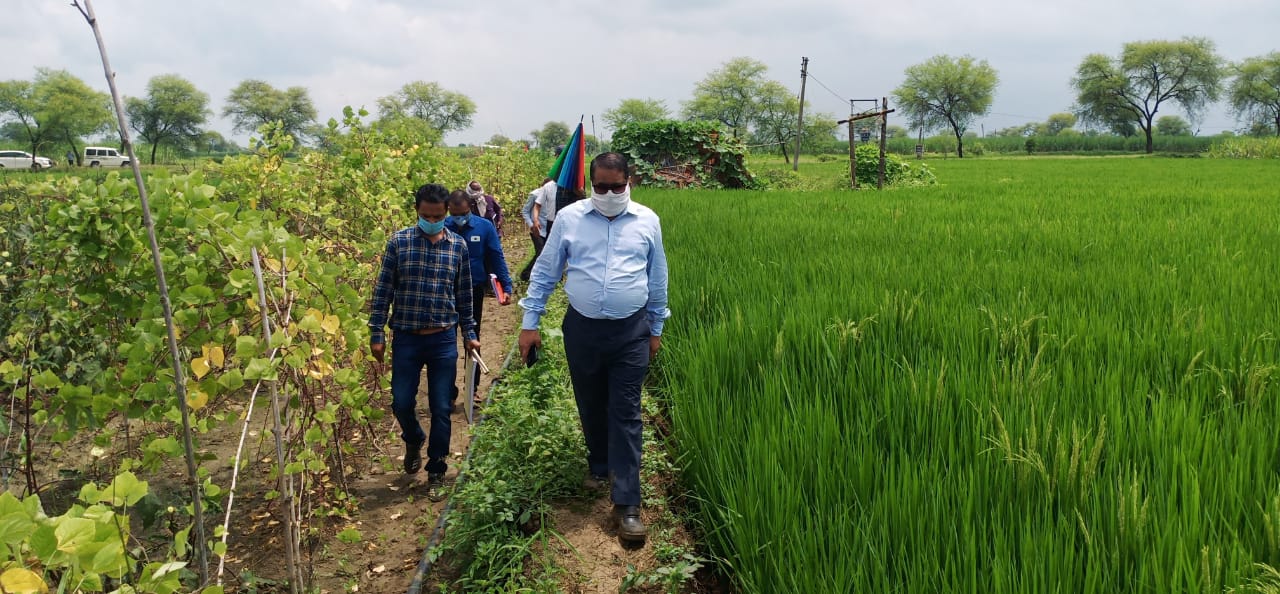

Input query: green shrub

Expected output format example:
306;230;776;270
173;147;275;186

1208;136;1280;159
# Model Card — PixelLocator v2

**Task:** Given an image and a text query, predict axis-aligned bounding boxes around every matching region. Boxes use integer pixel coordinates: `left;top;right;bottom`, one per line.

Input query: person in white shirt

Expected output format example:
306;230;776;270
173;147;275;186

530;176;562;237
519;178;555;281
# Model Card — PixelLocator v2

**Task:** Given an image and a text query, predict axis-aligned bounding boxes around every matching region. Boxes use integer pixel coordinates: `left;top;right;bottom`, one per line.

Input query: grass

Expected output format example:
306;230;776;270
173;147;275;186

645;157;1280;593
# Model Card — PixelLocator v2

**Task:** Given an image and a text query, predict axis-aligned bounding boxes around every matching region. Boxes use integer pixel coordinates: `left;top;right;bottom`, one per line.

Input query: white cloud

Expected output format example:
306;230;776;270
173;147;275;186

3;0;1275;144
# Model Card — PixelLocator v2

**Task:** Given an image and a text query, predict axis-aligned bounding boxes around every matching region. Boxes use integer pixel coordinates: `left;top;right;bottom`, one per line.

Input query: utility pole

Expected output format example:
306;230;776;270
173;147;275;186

793;57;808;171
878;97;889;189
838;100;896;191
847;99;857;189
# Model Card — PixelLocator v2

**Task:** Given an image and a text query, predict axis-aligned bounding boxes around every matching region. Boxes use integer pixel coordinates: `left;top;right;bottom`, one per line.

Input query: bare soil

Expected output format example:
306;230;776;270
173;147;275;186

28;233;724;593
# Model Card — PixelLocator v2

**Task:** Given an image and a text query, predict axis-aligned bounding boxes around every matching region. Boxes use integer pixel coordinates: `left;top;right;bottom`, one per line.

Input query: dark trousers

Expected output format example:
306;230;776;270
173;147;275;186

561;307;650;506
518;231;547;281
471;282;486;341
390;330;458;473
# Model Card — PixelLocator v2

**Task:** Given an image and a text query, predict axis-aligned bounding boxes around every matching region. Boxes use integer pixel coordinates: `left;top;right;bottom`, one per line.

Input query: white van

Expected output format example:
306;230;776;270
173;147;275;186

83;146;131;167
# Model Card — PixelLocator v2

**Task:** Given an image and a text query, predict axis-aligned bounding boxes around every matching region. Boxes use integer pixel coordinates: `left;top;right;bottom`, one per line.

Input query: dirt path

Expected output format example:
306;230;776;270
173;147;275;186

217;233;714;593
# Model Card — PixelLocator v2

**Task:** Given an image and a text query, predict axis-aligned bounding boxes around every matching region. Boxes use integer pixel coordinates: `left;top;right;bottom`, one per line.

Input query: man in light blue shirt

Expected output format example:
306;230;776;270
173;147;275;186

519;152;669;544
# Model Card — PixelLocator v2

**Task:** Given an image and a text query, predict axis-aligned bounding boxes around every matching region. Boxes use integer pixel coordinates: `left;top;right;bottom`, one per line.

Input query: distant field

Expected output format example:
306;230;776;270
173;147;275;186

648;157;1280;593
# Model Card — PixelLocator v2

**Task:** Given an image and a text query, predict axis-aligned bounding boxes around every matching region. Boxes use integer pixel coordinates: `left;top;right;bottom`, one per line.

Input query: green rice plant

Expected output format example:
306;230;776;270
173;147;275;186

645;156;1280;593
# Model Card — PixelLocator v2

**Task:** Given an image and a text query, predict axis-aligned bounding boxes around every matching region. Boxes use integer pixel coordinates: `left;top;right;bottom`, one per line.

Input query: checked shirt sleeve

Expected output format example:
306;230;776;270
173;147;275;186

368;238;397;344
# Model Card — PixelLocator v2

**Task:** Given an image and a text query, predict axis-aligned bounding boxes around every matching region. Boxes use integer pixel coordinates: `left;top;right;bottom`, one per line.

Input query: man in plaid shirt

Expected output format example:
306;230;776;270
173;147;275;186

370;183;481;500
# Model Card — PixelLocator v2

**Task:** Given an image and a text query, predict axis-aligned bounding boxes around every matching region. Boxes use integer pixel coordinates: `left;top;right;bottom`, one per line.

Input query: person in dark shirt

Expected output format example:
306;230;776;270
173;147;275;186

369;183;481;500
466;180;505;237
444;189;513;408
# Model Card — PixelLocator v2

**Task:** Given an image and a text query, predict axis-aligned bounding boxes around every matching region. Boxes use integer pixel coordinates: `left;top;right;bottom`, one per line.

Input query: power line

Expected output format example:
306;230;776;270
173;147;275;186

805;71;850;108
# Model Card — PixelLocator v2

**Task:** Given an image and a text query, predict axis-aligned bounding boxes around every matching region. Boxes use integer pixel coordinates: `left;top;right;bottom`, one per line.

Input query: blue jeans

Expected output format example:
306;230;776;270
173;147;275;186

390;330;458;474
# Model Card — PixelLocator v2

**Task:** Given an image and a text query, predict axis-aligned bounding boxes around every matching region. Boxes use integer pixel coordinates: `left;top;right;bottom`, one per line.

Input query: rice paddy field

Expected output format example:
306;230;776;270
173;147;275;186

646;157;1280;593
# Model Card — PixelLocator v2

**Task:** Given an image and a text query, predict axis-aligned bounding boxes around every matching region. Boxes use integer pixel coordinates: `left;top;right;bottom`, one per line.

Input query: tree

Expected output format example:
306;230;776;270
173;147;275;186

801;113;839;154
892;55;998;158
486;133;511;146
124;74;210;164
1155;115;1192;136
751;81;802;163
603;98;670;131
222;80;317;143
1228;52;1280;136
197;130;240;155
1072;37;1224;153
377;81;476;137
0;69;112;165
885;124;909;139
682;57;769;138
530;121;570;150
1041;112;1078;136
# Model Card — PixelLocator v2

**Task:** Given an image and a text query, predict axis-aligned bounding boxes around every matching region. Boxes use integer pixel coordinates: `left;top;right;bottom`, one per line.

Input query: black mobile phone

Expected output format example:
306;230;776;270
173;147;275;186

524;344;539;367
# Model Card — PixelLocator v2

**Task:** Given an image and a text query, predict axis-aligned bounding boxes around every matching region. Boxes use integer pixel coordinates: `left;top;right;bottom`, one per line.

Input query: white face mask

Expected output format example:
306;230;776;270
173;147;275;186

590;185;630;217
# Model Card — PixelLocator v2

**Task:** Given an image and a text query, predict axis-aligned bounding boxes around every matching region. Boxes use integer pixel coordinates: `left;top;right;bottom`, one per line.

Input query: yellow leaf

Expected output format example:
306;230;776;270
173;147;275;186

191;357;210;380
230;319;240;337
1;567;50;594
321;314;341;336
187;388;209;410
206;345;225;368
308;359;334;380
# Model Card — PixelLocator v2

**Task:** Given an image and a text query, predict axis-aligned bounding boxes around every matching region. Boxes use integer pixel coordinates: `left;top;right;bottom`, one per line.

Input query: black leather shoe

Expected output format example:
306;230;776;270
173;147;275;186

613;505;646;543
426;472;446;502
403;442;422;474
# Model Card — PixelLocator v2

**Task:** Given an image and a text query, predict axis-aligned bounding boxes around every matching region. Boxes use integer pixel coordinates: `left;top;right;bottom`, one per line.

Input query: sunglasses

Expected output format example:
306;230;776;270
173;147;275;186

591;181;628;194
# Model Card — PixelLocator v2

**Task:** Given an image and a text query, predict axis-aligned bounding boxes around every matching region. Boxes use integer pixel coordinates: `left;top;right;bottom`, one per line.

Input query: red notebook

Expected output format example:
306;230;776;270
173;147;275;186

489;273;506;302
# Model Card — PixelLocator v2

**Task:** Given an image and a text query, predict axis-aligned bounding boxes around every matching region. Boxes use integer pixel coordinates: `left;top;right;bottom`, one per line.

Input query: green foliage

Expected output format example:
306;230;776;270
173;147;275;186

0;475;188;593
612;119;759;189
1208;136;1280;158
1228;52;1280;136
1156;115;1193;136
851;144;936;187
530;121;570;150
124;74;211;165
892;55;999;158
0;68;113;160
879;133;1220;156
603;98;670;132
434;319;586;591
682;57;769;138
0;105;551;590
1073;37;1225;153
651;157;1280;593
222;80;317;144
619;553;705;594
376;80;476;136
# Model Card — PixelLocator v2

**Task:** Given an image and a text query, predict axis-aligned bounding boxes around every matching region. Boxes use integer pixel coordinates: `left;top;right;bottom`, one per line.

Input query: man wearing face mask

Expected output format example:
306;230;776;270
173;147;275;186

466;180;505;238
518;152;670;545
369;183;481;501
445;189;513;408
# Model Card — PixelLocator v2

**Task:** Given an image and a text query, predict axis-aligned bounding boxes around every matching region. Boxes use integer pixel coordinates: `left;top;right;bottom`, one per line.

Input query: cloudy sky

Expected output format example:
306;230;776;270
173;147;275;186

5;0;1277;146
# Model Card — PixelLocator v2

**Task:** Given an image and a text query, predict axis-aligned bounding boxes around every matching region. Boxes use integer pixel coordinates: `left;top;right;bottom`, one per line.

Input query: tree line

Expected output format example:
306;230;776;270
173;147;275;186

0;72;477;164
3;36;1276;163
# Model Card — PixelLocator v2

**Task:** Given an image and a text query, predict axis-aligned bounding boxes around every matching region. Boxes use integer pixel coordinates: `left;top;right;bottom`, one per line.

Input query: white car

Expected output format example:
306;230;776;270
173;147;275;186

0;150;55;170
83;146;130;167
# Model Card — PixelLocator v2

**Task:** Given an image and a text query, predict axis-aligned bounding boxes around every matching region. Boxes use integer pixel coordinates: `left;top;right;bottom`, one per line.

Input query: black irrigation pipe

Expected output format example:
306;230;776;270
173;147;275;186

406;338;521;594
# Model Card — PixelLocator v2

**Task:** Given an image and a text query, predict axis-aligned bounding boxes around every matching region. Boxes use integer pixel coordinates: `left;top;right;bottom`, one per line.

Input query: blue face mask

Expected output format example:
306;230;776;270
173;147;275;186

451;214;471;227
418;217;445;235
